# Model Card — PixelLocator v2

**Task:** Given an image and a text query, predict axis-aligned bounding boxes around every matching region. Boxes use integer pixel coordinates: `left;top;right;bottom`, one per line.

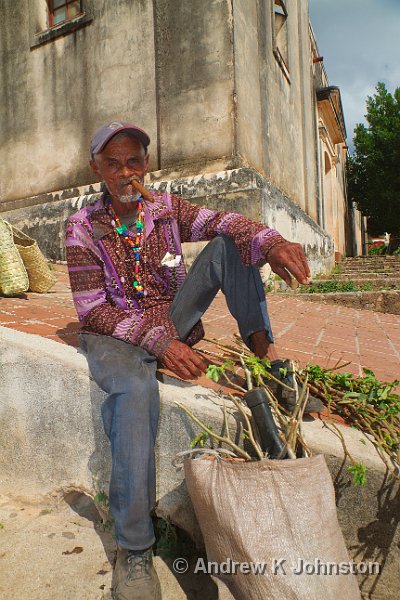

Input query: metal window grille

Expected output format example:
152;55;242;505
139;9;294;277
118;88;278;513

48;0;83;28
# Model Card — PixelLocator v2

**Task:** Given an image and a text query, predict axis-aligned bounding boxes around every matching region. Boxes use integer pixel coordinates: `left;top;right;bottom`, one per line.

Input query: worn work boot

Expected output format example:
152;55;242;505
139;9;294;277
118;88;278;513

265;359;324;415
112;546;162;600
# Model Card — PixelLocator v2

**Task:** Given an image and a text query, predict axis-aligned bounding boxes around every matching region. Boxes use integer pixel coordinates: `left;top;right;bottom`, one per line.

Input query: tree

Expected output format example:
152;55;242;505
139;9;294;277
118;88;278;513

347;82;400;253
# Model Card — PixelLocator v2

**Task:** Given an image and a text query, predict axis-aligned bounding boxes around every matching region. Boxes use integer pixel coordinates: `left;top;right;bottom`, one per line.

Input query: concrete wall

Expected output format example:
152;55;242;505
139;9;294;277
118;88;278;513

0;0;237;206
1;168;334;275
0;0;349;263
0;0;158;203
153;0;235;168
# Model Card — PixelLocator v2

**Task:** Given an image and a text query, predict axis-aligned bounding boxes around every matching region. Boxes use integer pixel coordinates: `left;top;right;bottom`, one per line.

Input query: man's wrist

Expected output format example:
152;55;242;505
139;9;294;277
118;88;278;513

262;236;287;259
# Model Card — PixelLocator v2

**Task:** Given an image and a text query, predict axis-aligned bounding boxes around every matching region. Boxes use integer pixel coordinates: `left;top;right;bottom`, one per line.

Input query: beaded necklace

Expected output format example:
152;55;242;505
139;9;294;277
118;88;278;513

105;196;146;298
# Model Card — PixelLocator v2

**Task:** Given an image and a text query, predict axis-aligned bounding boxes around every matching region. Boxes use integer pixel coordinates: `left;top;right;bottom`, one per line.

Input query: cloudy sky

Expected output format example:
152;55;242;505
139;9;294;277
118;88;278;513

309;0;400;150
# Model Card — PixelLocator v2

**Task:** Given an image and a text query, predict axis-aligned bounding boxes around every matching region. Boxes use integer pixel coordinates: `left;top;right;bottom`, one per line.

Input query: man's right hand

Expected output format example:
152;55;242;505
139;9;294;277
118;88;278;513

162;339;207;380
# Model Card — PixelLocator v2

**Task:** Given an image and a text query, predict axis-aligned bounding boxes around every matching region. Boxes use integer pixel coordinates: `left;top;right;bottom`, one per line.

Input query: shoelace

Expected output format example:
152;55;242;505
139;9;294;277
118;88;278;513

126;552;152;580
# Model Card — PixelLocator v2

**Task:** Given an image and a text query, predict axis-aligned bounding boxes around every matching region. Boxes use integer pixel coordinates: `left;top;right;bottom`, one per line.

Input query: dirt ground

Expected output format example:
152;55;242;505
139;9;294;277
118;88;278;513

0;492;216;600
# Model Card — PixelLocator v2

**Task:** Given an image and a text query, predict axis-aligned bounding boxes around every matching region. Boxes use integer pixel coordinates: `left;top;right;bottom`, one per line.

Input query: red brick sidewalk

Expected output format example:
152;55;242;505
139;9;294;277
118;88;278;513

1;265;399;385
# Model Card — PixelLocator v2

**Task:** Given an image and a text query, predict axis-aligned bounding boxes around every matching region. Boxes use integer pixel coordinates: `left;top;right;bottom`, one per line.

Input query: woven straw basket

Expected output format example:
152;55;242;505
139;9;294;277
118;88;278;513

10;224;57;293
0;218;29;296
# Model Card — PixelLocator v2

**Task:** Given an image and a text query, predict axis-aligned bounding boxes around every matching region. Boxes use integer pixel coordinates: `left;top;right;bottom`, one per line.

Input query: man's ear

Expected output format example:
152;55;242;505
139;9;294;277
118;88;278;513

89;158;102;179
144;153;150;173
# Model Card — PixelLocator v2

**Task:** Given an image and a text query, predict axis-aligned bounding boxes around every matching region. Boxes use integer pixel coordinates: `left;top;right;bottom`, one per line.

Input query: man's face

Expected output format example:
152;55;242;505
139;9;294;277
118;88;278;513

90;134;149;203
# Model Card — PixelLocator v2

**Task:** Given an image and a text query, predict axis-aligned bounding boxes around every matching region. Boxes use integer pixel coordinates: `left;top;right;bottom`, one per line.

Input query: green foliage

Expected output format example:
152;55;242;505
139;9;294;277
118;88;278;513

368;244;386;255
307;365;400;412
298;280;389;293
94;491;109;509
153;518;198;561
300;280;357;293
359;283;375;291
207;355;272;383
243;355;271;378
306;364;400;484
279;366;288;378
347;83;400;243
206;360;234;383
190;428;212;448
333;263;343;276
94;491;113;531
394;246;400;255
348;463;367;487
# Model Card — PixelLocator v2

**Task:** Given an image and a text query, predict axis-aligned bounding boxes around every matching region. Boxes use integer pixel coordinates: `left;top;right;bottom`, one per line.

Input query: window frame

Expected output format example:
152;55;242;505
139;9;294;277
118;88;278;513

272;0;290;82
48;0;84;29
30;0;93;50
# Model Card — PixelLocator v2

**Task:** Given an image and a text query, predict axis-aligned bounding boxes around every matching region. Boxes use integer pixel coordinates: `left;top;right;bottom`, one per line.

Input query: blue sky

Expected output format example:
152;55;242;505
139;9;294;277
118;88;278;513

309;0;400;150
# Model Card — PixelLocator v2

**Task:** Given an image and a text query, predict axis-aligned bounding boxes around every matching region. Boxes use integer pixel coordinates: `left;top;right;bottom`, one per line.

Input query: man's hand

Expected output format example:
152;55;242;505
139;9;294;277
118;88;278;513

267;241;311;287
162;339;207;380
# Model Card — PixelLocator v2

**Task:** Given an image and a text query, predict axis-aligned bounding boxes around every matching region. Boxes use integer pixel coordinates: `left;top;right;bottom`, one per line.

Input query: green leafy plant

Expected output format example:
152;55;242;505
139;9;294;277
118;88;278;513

190;428;212;448
299;280;358;294
153;518;198;561
333;263;343;276
305;364;400;482
347;82;400;253
348;463;368;486
368;244;386;256
206;360;234;383
199;337;400;485
243;355;271;378
359;283;375;291
94;491;113;531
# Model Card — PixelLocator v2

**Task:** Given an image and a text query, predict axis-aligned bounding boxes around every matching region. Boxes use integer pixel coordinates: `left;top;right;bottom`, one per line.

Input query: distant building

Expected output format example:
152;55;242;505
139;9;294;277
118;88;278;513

0;0;364;268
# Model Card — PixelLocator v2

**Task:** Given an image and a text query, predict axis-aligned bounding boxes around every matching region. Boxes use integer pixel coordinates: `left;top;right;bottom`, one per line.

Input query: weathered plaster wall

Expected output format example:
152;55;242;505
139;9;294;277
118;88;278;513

0;0;158;203
259;0;318;216
231;0;318;223
2;168;334;274
153;0;235;168
0;0;348;260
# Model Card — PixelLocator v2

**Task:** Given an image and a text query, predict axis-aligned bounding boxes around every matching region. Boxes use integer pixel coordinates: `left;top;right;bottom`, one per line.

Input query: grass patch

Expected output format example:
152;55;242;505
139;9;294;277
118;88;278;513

153;517;198;561
299;280;357;293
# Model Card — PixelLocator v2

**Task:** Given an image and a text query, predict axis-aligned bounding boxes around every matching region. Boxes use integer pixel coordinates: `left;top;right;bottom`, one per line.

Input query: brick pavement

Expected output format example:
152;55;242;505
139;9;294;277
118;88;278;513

0;265;399;386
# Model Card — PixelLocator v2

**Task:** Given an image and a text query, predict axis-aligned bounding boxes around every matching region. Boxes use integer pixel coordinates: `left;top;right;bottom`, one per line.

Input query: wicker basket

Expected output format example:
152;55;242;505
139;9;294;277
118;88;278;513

0;218;29;296
9;224;57;293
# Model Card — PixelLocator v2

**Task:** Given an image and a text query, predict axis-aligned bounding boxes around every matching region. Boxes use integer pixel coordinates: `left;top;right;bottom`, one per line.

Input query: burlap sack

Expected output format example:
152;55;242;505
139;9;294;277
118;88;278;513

184;455;361;600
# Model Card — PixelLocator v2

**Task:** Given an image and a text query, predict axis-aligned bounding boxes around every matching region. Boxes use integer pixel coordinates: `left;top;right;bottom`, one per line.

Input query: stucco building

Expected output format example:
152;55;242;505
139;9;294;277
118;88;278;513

0;0;363;269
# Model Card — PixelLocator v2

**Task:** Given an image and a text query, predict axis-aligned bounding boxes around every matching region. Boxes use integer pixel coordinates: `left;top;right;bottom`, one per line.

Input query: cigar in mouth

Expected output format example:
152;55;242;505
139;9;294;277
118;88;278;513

130;178;153;203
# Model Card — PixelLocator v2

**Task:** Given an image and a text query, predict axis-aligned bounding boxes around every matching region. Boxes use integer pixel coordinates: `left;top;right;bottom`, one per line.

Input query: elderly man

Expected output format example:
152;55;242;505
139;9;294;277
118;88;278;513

66;122;312;600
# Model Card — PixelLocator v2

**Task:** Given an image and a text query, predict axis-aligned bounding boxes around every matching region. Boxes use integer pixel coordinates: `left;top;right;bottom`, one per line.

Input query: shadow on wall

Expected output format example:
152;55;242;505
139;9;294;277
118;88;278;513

331;457;400;599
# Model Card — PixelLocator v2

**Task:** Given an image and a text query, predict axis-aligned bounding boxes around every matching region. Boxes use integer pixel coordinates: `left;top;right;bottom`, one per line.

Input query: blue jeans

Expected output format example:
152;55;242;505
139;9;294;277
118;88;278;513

80;236;273;549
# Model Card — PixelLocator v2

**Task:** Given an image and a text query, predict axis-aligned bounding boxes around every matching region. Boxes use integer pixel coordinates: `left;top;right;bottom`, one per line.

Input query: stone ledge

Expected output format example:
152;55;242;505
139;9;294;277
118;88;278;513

0;167;333;275
0;326;398;598
287;290;400;314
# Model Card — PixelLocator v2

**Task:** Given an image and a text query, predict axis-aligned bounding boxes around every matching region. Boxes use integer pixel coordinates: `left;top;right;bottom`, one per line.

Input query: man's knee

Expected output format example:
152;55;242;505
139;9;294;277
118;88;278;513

206;235;238;262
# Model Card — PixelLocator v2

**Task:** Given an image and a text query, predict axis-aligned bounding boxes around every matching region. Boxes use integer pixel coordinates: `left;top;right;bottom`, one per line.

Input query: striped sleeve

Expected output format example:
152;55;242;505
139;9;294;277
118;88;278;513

65;218;179;359
170;195;286;265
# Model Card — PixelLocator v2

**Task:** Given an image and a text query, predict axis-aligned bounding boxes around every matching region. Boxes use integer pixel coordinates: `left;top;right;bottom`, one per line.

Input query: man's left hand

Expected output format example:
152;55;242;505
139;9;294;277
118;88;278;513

267;242;311;287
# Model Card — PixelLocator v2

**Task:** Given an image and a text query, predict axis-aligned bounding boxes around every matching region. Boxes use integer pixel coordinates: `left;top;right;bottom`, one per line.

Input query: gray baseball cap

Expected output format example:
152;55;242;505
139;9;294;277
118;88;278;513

90;121;150;157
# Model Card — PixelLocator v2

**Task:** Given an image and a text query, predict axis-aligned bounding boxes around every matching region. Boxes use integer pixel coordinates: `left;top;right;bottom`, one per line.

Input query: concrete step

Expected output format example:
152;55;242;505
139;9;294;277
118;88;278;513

320;272;400;281
303;278;400;291
340;268;400;275
335;272;400;280
340;259;400;275
343;257;400;263
288;289;400;314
